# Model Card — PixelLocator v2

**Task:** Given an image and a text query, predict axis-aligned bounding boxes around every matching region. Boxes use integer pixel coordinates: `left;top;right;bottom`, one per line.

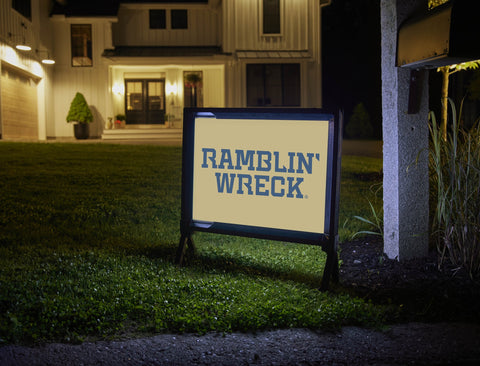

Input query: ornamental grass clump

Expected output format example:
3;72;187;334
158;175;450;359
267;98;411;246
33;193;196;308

429;99;480;279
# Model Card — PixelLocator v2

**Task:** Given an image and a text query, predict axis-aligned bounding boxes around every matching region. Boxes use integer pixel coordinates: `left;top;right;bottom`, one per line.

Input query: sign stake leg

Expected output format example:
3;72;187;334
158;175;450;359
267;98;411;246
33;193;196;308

176;234;195;265
320;242;339;291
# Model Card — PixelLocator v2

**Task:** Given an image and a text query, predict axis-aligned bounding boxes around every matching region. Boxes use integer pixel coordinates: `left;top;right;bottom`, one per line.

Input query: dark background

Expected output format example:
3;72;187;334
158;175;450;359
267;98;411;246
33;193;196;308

322;0;382;139
322;0;480;139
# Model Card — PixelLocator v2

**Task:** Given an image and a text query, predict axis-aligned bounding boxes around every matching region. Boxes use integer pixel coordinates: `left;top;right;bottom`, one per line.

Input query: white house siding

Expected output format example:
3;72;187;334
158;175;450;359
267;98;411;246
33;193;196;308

222;0;323;108
113;4;220;47
50;18;115;138
224;59;244;108
203;67;225;107
0;0;54;140
223;0;310;52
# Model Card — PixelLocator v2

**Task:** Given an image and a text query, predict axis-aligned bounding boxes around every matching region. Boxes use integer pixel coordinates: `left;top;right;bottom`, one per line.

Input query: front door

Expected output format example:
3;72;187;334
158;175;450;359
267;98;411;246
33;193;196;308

125;79;166;124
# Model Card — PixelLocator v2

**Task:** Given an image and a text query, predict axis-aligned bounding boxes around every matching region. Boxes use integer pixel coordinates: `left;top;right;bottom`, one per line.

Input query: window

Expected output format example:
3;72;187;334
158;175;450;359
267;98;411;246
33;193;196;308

171;9;188;29
149;9;188;30
126;81;143;111
12;0;31;20
71;25;92;67
184;71;203;108
247;64;300;107
149;9;166;29
263;0;281;34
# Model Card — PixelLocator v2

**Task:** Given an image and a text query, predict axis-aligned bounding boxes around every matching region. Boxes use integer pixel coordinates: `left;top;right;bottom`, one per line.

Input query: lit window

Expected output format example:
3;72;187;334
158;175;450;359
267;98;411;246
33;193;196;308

71;25;92;67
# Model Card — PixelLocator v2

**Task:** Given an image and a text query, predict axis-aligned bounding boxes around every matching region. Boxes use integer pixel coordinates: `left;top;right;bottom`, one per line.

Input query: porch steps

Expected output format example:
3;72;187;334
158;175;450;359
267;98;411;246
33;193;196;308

102;127;182;142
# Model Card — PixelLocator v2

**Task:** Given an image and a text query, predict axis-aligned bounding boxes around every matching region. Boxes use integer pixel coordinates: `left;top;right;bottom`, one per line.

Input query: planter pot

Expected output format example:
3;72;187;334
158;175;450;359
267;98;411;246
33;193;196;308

74;123;89;140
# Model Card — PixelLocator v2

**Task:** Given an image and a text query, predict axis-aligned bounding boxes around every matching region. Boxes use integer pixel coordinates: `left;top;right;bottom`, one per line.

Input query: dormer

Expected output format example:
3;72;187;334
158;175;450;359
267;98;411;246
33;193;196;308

112;1;221;47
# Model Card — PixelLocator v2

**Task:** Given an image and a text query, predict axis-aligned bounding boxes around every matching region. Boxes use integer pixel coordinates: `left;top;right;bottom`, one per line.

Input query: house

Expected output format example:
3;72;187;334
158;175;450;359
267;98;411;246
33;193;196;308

0;0;331;141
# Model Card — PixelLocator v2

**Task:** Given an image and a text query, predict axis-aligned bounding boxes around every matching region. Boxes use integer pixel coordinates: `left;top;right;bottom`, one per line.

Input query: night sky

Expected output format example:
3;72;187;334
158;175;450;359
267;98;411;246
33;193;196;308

322;0;382;139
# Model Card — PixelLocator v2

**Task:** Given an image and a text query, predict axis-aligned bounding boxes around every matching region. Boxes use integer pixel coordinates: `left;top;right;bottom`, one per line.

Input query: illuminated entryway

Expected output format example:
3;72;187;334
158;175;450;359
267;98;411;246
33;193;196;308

125;79;166;124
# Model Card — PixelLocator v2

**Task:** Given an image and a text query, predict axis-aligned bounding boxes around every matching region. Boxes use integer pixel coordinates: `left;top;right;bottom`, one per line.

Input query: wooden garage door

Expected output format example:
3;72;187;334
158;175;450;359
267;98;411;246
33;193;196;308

1;65;38;140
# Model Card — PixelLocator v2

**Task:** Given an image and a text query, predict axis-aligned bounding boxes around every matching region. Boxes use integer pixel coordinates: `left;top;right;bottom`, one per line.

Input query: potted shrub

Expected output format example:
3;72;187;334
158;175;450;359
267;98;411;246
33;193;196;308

115;114;126;128
66;92;93;139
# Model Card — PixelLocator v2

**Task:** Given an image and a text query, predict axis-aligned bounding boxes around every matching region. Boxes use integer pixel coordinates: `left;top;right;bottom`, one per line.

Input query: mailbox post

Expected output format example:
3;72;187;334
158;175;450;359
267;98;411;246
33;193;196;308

381;0;480;261
381;0;430;261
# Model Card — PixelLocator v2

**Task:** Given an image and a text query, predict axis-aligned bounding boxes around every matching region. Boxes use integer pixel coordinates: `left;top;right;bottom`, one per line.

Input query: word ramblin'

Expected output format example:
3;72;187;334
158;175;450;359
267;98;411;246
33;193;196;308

201;148;321;198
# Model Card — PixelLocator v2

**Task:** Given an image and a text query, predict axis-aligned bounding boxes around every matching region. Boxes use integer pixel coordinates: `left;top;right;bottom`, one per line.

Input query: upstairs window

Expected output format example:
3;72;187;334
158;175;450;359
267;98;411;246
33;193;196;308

12;0;31;20
263;0;281;34
149;9;166;29
71;24;92;67
171;9;188;29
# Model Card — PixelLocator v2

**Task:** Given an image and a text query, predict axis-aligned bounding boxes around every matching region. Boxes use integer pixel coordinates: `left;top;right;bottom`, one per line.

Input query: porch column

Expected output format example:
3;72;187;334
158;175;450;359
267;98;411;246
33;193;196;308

381;0;429;260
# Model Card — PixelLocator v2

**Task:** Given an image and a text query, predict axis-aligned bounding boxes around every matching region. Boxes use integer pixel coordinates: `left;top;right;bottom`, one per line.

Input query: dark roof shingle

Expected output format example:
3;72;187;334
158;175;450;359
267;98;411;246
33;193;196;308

50;0;209;17
102;46;225;58
51;0;120;17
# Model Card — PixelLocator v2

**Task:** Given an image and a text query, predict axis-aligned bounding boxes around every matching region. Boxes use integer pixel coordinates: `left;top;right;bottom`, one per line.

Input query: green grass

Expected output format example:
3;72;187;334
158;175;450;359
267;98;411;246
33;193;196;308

0;142;384;344
339;155;383;240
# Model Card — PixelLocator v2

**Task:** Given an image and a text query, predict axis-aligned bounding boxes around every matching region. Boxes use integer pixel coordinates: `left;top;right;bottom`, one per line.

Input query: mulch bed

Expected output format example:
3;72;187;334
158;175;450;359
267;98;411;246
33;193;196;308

338;236;480;323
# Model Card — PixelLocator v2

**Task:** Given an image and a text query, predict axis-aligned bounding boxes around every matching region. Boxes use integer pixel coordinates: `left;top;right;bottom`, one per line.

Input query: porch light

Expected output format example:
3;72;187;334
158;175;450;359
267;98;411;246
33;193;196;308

166;82;178;95
112;83;125;95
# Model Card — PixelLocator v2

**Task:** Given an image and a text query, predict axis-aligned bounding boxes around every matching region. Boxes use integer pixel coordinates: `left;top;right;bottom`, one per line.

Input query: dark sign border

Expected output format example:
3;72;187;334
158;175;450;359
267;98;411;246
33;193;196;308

177;108;342;289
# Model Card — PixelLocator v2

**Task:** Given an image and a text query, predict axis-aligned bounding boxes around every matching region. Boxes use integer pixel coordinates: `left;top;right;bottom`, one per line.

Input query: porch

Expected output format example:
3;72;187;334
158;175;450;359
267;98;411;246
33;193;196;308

102;124;182;143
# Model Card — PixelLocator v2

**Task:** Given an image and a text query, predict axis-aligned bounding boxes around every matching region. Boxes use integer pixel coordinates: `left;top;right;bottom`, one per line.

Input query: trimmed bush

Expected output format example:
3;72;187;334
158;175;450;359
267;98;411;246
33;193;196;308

66;92;93;124
345;103;374;139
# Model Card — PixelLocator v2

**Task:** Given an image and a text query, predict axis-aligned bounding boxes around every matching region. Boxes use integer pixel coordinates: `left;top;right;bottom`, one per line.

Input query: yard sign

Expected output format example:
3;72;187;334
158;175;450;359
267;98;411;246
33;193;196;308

177;108;342;289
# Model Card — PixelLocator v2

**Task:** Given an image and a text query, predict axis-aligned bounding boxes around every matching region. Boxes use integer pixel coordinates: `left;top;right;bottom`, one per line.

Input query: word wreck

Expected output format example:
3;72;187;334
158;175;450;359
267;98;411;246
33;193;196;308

200;148;321;198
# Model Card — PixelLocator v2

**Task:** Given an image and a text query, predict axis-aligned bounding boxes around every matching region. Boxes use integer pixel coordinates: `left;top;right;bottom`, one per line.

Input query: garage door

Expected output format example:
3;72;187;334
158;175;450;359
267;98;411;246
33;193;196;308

1;65;38;140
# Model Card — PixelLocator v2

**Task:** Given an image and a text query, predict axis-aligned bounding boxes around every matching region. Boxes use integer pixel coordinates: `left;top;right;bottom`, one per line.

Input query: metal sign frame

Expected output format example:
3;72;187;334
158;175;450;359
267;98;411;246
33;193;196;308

177;108;342;289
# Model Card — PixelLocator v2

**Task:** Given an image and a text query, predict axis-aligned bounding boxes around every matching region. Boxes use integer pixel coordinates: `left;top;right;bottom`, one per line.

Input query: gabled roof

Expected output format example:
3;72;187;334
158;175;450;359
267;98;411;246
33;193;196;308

50;0;120;17
50;0;208;17
121;0;208;3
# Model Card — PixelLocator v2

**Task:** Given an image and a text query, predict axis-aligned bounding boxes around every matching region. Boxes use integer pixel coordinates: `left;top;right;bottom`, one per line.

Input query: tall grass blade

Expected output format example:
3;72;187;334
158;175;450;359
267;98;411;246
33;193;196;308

429;98;480;279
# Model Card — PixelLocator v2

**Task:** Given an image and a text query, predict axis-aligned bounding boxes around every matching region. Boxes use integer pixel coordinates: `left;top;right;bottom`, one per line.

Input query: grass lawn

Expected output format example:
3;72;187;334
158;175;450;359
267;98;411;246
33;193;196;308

0;142;384;344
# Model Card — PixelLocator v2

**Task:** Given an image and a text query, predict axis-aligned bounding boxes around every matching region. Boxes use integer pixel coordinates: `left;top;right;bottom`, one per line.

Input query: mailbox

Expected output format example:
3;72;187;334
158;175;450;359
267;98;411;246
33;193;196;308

397;0;480;69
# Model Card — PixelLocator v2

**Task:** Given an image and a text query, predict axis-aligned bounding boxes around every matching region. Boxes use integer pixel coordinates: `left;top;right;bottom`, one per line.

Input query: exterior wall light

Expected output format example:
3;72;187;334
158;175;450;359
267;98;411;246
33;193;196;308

37;49;55;64
41;57;55;65
8;32;31;51
16;43;31;51
112;83;125;95
166;82;178;95
9;22;31;51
